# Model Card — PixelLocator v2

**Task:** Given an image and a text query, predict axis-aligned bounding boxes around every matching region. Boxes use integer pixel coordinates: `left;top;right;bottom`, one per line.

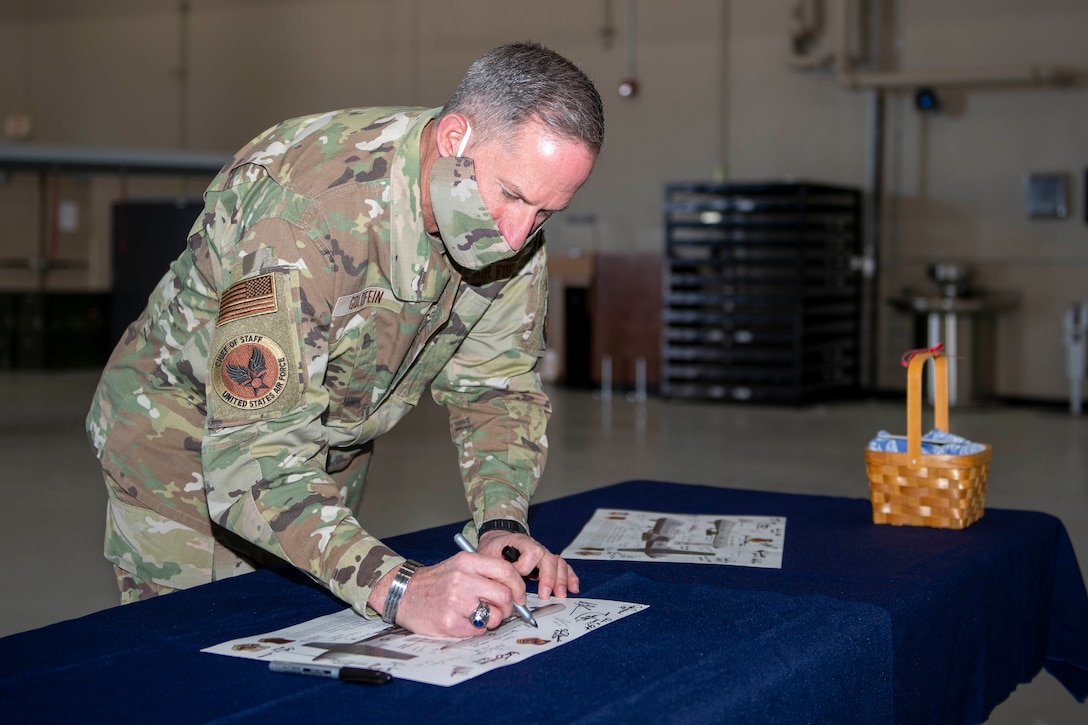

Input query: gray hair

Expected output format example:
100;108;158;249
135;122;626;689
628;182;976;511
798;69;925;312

442;42;604;156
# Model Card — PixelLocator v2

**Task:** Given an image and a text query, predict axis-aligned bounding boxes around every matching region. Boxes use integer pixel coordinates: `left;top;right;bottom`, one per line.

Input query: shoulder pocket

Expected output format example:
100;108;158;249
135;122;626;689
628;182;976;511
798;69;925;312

208;267;304;424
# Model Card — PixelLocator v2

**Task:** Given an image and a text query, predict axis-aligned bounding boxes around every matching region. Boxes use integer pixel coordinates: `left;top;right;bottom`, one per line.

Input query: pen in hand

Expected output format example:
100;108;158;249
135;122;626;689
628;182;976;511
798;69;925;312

453;532;539;628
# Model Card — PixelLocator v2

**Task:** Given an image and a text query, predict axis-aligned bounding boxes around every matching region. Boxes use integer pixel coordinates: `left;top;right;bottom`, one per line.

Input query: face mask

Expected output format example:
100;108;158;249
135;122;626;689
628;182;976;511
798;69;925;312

429;123;542;270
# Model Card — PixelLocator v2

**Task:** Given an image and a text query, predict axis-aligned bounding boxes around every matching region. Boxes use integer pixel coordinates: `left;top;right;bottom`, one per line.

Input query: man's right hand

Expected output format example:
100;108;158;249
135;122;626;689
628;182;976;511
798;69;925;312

370;552;528;637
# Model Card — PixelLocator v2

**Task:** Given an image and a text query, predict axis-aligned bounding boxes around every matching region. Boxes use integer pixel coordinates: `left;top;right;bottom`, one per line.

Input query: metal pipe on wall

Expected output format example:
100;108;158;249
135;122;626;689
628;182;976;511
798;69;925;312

624;0;637;81
861;88;885;392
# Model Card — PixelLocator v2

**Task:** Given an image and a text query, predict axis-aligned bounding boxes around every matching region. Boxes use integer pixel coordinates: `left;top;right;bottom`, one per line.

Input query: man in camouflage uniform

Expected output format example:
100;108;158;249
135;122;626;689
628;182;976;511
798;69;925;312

86;42;603;637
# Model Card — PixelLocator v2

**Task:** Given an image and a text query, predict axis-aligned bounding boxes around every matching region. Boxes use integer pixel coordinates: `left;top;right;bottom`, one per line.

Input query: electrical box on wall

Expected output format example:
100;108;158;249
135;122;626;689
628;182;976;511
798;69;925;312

1025;172;1069;220
3;114;33;141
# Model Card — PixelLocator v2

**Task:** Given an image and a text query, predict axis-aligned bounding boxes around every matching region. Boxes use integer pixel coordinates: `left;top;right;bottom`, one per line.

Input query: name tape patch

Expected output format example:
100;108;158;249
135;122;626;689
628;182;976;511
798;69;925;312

332;286;402;317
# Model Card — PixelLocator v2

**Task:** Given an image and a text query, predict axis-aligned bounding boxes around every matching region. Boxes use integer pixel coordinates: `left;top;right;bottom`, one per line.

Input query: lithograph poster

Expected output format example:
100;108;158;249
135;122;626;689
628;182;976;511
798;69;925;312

561;509;786;569
204;594;648;687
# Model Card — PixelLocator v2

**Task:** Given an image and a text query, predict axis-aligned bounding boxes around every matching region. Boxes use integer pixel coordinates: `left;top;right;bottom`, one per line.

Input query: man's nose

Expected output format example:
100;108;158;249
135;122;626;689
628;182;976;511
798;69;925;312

501;208;538;251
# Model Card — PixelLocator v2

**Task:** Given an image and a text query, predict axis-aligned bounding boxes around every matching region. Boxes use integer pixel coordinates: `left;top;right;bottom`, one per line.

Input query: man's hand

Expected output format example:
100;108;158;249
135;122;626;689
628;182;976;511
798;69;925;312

477;530;579;601
367;533;578;637
369;552;526;638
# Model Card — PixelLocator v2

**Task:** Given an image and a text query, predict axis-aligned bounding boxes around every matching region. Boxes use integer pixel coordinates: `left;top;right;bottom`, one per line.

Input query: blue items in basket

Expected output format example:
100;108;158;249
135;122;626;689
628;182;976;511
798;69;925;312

867;428;987;455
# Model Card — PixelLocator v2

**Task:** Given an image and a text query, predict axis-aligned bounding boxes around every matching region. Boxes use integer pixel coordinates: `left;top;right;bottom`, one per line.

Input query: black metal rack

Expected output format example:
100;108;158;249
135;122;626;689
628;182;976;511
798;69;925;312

661;181;863;404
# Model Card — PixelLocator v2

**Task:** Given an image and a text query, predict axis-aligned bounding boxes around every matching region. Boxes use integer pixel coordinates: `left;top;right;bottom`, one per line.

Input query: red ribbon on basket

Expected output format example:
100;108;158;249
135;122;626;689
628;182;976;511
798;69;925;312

900;342;944;367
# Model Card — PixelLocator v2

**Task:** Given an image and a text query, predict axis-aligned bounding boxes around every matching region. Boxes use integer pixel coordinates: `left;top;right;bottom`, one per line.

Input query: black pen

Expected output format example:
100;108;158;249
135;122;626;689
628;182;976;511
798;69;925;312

454;532;539;627
269;661;393;685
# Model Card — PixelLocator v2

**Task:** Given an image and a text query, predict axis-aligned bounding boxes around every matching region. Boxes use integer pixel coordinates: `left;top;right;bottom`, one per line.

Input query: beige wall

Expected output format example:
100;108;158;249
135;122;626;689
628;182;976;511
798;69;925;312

1;0;1085;399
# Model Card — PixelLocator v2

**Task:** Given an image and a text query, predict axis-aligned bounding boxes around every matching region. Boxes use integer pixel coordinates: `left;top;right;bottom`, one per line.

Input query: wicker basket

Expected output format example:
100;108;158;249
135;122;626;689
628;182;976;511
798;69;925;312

865;351;992;529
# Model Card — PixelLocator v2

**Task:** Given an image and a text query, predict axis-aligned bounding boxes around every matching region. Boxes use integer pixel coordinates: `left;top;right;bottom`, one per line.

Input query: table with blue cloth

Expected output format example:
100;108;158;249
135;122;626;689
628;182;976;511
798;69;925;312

2;480;1086;724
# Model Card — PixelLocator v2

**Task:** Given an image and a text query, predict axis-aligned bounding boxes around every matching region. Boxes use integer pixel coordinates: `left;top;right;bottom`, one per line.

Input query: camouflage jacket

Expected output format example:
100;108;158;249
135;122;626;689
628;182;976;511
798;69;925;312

86;107;551;616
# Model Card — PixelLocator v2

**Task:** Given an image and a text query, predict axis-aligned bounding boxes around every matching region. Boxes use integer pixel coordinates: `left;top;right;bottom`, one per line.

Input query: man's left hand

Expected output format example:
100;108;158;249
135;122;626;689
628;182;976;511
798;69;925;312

477;530;579;601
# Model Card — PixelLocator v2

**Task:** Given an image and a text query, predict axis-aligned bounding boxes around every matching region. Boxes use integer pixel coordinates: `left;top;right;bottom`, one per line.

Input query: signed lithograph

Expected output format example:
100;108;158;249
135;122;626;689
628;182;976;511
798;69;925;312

204;595;648;686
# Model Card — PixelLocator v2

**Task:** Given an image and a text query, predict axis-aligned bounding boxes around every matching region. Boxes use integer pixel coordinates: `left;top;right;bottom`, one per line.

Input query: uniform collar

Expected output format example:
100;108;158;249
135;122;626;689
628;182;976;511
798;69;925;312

389;107;449;302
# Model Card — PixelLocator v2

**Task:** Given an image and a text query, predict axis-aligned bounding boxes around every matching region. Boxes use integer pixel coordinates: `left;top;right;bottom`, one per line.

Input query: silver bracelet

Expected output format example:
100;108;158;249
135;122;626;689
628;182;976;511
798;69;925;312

381;559;421;625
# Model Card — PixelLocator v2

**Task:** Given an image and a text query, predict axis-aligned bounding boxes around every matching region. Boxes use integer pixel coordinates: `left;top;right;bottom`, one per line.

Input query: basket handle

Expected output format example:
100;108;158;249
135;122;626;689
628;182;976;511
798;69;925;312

906;351;949;469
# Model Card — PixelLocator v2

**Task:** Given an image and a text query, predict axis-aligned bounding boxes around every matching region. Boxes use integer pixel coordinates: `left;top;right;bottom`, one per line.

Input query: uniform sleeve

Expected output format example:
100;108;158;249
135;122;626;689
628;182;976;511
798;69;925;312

430;242;551;532
198;185;402;618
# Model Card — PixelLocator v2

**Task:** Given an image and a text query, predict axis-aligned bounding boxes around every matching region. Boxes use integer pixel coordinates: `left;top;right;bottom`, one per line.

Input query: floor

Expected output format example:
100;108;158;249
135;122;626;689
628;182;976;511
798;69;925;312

1;369;1084;723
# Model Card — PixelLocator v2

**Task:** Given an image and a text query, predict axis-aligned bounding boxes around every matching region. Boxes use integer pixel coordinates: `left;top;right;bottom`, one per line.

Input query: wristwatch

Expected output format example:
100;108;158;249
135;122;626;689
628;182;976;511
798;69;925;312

478;519;528;537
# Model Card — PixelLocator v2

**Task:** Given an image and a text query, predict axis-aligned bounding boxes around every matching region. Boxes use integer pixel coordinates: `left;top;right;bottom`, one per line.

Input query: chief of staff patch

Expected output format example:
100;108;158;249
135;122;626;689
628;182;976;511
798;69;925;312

212;334;290;410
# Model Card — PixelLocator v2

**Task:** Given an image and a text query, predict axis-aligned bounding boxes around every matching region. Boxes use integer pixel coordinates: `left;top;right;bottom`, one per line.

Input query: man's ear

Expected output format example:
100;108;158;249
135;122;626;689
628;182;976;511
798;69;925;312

435;113;470;157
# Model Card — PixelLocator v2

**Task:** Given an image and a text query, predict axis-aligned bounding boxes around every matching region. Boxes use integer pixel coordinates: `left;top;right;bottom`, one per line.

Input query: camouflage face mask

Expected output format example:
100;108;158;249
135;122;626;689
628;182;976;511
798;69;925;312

428;125;541;270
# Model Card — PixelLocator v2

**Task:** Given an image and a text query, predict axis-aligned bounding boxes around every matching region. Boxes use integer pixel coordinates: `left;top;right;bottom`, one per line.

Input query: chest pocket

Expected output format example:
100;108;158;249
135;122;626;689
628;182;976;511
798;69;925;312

326;283;461;423
387;284;498;416
324;281;495;428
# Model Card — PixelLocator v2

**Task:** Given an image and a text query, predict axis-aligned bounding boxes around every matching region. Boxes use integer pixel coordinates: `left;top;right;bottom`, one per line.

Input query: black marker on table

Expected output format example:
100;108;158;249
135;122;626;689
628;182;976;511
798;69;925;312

269;661;393;685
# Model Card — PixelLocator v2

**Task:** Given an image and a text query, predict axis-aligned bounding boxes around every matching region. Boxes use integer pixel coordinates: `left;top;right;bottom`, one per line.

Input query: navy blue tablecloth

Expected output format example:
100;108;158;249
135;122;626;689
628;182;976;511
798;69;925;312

1;481;1085;724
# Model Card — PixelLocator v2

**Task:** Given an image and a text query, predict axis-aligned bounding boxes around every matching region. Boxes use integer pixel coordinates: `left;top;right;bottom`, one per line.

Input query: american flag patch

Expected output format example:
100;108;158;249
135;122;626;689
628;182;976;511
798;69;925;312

217;273;278;326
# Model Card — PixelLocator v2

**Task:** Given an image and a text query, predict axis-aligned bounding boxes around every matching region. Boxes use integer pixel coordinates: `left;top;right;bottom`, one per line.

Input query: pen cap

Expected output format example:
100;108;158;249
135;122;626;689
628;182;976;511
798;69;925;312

341;668;393;686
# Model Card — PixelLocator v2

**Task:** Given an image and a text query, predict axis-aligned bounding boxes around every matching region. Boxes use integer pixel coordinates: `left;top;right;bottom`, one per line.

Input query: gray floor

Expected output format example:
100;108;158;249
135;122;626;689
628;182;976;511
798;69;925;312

1;369;1085;723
